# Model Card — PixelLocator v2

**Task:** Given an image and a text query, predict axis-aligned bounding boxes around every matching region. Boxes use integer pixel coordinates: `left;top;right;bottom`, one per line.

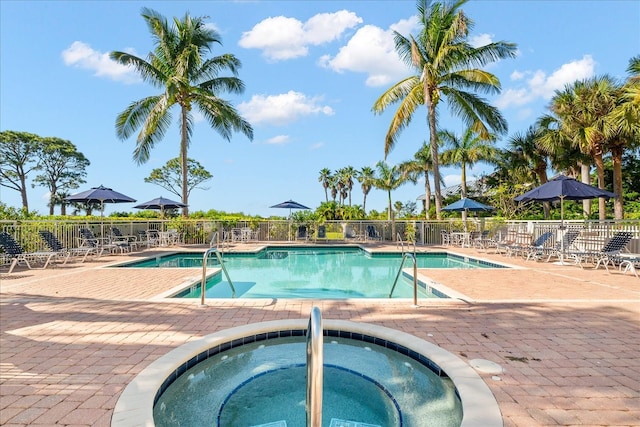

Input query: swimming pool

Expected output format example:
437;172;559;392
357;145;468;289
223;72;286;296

120;247;505;299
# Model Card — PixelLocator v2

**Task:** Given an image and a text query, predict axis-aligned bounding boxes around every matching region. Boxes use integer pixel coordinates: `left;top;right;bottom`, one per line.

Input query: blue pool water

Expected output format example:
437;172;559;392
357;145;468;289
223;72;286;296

153;335;463;426
121;247;504;299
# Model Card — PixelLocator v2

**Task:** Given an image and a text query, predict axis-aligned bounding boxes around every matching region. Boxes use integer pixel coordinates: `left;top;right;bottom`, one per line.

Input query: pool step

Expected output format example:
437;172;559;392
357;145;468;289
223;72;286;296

250;422;287;427
330;419;381;427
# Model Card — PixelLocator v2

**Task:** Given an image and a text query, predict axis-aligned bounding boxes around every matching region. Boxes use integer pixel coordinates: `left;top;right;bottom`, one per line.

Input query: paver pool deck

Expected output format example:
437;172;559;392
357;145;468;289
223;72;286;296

1;242;638;426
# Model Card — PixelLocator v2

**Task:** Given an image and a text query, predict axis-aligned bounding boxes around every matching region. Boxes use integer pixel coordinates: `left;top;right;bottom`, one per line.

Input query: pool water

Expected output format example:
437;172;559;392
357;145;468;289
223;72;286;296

122;247;504;299
153;336;463;427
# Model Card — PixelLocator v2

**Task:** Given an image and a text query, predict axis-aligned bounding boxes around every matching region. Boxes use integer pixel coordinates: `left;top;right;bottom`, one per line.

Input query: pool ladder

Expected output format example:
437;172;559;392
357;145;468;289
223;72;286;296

200;247;236;305
306;307;323;427
389;252;419;306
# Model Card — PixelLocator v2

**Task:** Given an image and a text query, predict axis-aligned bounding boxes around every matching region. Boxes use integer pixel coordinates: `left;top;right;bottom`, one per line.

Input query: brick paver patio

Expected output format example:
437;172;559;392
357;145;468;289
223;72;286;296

1;242;638;426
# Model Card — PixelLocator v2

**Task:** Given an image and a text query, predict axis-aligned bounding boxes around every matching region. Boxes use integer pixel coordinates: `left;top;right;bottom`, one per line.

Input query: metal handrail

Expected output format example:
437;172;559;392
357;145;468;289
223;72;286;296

306;307;323;427
200;247;236;305
209;231;218;248
389;252;418;306
396;232;405;253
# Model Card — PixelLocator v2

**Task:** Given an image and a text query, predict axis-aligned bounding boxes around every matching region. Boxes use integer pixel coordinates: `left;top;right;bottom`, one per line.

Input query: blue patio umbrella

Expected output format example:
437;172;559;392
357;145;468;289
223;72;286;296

270;199;311;216
270;199;311;241
65;185;136;217
134;196;187;217
514;175;616;223
442;197;494;212
515;175;617;264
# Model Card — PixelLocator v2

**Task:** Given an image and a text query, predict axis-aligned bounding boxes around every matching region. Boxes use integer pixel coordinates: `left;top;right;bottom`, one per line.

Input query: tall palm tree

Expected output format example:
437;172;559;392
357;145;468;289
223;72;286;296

507;126;551;218
606;56;640;218
373;161;405;221
545;77;618;220
398;142;441;219
440;126;497;222
338;166;358;206
110;8;253;216
439;127;497;197
318;168;333;202
372;0;516;219
357;166;376;215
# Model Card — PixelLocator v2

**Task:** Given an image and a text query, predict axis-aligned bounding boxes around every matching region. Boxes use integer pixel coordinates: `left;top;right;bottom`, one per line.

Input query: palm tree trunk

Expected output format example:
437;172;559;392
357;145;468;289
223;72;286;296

426;97;442;219
580;163;591;217
611;145;624;219
594;153;606;220
460;164;468;223
424;170;432;220
180;107;189;217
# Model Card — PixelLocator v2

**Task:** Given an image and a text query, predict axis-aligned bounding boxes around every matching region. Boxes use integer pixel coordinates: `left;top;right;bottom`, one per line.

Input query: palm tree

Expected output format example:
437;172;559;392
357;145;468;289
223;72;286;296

372;0;516;219
357;166;376;215
340;166;358;206
440;127;497;197
545;77;619;220
398;142;441;219
318;168;333;202
373;161;405;221
110;8;253;216
507;126;551;218
606;56;640;218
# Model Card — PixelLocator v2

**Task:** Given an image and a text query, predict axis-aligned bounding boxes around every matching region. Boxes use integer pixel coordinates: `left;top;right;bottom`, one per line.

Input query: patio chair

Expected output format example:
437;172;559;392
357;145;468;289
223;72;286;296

137;230;160;248
79;228;124;254
296;225;309;241
110;226;140;251
472;230;494;251
366;225;382;241
570;231;633;269
315;225;327;241
39;230;97;263
440;230;451;246
0;231;59;273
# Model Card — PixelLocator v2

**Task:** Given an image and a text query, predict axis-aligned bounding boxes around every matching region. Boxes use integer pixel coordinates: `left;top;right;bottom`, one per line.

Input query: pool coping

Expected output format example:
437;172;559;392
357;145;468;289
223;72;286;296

111;318;502;427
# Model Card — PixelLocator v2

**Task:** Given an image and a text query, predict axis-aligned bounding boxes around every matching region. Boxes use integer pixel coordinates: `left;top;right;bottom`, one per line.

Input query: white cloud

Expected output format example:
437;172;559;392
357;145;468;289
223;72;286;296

469;33;493;48
496;55;597;109
310;142;324;150
238;91;334;126
265;135;290;145
239;10;362;61
320;22;412;87
61;41;140;83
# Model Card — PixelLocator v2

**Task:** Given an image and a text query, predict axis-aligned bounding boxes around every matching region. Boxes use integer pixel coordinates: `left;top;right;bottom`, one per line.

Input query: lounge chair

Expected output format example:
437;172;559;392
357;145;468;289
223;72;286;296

523;231;554;261
542;229;581;263
569;231;633;269
0;231;59;273
39;230;97;263
366;225;382;241
616;255;639;278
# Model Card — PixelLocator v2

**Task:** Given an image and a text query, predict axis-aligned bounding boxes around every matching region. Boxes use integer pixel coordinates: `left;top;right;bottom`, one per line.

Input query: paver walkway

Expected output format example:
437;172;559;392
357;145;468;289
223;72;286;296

1;242;639;426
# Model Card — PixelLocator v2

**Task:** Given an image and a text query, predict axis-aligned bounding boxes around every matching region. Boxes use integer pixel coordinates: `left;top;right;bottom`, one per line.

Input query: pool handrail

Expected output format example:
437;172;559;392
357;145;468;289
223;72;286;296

389;252;418;305
306;307;323;427
201;247;236;304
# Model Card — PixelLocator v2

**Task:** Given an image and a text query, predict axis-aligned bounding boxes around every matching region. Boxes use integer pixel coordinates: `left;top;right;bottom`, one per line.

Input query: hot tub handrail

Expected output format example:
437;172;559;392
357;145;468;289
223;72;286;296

201;247;236;305
306;307;323;427
389;252;418;305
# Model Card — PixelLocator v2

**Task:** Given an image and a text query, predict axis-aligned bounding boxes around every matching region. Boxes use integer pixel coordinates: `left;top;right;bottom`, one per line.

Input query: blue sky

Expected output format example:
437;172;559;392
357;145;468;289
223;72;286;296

1;0;638;217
